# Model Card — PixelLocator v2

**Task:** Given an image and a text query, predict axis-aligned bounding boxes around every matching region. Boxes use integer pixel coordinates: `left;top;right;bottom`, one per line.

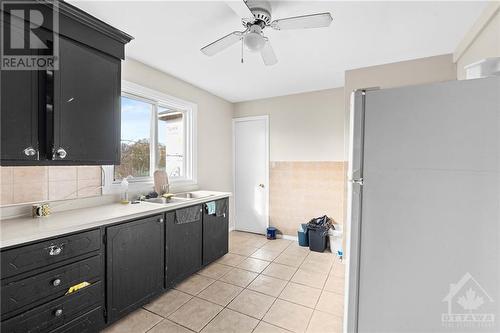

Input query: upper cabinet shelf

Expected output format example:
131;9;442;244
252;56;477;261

0;0;133;166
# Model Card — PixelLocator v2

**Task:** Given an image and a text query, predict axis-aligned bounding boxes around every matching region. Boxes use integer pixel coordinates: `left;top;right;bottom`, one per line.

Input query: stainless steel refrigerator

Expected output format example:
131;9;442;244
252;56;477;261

346;76;499;332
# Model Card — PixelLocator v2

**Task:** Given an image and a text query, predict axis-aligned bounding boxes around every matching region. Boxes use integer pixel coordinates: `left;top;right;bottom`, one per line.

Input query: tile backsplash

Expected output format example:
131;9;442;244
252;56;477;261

0;166;102;206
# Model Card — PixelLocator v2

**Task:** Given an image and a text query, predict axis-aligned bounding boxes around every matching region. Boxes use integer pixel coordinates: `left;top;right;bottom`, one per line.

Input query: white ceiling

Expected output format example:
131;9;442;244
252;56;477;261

70;1;487;102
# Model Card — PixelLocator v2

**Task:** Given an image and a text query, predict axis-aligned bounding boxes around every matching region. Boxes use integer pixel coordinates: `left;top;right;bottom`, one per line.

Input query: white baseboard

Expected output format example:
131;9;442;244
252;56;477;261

278;234;298;241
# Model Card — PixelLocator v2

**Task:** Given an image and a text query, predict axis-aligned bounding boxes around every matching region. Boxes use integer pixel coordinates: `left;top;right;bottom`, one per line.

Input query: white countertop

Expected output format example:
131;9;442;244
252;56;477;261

0;191;231;249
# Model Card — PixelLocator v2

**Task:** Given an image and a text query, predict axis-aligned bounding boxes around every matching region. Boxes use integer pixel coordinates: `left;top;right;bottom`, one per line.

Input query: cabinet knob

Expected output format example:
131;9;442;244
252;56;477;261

223;213;226;218
158;217;164;223
55;148;67;159
23;147;36;157
54;308;63;317
48;245;63;256
52;278;61;287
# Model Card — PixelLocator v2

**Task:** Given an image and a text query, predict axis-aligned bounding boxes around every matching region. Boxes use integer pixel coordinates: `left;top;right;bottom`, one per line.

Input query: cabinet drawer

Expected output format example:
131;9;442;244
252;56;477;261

2;255;102;316
50;307;104;333
1;230;101;279
1;281;103;333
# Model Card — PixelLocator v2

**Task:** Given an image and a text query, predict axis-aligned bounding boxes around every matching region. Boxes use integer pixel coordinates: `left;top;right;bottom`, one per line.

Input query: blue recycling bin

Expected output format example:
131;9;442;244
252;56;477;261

297;224;309;246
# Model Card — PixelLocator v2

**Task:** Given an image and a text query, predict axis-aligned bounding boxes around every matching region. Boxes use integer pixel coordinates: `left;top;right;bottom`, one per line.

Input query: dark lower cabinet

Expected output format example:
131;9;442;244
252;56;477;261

166;205;203;288
203;199;229;265
106;215;165;323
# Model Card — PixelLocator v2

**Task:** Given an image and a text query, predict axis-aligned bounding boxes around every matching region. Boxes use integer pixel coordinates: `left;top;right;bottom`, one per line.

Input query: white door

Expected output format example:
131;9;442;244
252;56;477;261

233;116;269;234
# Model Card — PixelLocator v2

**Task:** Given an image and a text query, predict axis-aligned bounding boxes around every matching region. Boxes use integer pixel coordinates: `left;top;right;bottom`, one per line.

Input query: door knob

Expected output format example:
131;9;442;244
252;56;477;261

258;184;265;188
54;148;67;159
23;147;36;157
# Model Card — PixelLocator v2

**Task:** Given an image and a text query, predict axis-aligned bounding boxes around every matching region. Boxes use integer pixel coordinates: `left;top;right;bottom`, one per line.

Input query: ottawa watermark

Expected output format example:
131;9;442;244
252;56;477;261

442;272;495;329
1;0;59;70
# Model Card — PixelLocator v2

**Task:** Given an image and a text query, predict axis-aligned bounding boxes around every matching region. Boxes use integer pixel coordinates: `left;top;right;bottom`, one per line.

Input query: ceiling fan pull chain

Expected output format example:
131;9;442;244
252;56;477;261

241;38;244;63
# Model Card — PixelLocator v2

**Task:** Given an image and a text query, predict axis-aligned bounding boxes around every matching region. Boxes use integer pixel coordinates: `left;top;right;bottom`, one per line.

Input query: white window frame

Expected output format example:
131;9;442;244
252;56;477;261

102;81;198;194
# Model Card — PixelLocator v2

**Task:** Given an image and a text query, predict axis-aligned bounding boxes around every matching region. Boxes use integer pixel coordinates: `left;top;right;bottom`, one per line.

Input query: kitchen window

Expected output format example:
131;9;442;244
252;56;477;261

103;81;197;191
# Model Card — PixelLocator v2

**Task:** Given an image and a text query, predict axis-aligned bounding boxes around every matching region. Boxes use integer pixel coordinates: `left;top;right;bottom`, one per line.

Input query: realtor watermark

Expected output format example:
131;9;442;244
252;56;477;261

1;0;59;70
442;272;495;329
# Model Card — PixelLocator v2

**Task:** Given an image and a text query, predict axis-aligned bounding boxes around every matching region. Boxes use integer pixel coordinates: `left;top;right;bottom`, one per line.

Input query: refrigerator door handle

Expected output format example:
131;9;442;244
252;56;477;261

350;178;364;186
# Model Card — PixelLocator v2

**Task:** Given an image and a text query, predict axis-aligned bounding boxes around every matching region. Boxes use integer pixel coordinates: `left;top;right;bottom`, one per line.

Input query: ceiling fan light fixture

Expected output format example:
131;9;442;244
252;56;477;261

244;25;266;52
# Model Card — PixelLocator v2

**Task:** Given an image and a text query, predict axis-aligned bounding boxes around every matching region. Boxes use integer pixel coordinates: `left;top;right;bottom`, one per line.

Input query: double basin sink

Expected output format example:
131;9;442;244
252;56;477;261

144;191;214;205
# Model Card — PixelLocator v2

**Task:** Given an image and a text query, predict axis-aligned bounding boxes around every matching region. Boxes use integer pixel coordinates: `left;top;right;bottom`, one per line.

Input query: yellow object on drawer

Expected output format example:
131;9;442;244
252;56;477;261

66;281;90;295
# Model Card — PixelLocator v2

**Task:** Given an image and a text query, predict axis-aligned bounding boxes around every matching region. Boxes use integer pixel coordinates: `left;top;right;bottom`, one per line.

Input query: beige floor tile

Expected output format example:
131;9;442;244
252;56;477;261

198;263;233;279
250;248;282;261
279;282;321;308
261;239;292;252
143;289;192;318
263;299;313;333
247;275;287;297
219;268;258;288
237;257;270;273
282;245;310;257
262;263;297;281
229;244;259;256
169;297;222;332
197;281;243;306
299;261;332;275
148;319;194;333
227;289;276;319
102;308;162;333
306;310;343;333
175;274;216;295
331;262;345;278
217;253;247;267
315;290;344;317
291;269;328;289
254;321;292;333
324;275;345;294
274;253;306;268
201;308;259;333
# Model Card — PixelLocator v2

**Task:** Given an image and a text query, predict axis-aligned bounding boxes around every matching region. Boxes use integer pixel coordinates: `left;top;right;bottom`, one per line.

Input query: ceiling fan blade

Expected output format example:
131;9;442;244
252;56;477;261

226;1;255;20
201;31;243;56
271;12;333;30
261;40;277;66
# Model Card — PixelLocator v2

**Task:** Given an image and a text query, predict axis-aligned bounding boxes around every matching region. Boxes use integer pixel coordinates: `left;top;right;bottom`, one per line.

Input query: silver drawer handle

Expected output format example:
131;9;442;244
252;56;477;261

48;245;63;256
55;148;67;159
223;213;226;218
54;308;63;317
23;147;37;157
52;278;61;287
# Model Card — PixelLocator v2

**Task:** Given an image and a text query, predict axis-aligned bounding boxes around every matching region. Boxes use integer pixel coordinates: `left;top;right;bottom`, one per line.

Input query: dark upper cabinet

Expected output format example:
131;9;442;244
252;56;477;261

106;215;165;323
53;36;120;164
202;199;229;265
0;0;132;166
166;205;203;288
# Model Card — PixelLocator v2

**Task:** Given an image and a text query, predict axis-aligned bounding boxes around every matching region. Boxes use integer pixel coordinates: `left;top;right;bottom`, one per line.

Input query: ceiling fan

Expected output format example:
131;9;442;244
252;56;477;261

200;0;333;66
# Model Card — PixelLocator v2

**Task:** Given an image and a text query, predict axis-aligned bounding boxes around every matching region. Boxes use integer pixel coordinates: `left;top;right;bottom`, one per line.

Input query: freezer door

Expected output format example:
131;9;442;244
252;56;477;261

345;90;366;333
357;76;499;332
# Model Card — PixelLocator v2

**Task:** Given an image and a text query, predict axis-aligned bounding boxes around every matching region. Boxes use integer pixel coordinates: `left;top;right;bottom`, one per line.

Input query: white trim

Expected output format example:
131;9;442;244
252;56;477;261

232;115;270;233
102;81;198;195
453;2;500;62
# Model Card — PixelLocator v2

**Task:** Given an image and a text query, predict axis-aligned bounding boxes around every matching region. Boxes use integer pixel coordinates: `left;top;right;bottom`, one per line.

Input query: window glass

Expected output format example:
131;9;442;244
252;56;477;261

114;96;152;180
158;106;185;178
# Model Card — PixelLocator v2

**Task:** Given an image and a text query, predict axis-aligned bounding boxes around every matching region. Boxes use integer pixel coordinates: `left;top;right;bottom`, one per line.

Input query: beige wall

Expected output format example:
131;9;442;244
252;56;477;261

233;88;346;236
454;3;500;79
234;88;345;162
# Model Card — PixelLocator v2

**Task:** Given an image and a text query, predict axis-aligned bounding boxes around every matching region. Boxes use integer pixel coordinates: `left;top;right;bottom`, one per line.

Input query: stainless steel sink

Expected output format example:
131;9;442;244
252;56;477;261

144;197;188;204
173;192;213;199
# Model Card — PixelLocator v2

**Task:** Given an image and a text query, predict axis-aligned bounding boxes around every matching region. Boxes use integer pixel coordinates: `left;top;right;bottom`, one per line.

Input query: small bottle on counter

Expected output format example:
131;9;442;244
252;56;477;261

120;178;129;204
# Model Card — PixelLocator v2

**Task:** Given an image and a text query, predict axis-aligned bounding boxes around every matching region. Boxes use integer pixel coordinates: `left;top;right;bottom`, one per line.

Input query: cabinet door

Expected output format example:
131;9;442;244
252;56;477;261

0;19;39;163
203;199;229;265
106;215;164;322
53;36;120;164
166;205;202;288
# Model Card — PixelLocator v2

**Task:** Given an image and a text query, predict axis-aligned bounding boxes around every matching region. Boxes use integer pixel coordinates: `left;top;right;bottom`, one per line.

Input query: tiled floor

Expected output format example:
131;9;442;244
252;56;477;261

102;231;345;333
